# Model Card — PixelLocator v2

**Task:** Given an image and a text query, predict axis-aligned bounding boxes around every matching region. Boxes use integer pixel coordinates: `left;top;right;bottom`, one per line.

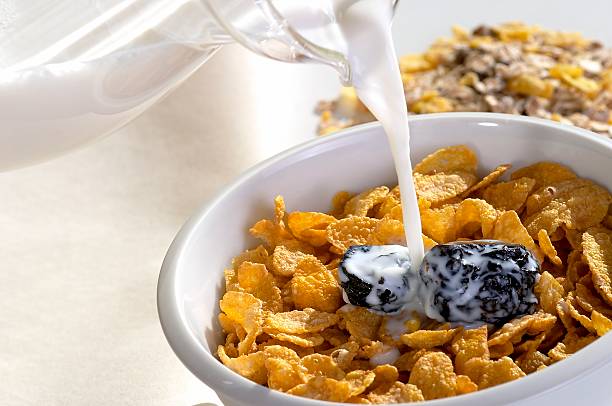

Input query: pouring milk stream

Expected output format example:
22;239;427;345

283;0;425;267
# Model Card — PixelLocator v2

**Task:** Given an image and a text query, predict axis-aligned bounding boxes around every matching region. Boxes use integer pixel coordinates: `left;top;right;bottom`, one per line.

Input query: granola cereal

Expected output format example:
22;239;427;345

317;22;612;138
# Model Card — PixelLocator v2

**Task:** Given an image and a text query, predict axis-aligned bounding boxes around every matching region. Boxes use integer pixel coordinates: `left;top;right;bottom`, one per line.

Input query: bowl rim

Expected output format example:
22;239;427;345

158;112;612;406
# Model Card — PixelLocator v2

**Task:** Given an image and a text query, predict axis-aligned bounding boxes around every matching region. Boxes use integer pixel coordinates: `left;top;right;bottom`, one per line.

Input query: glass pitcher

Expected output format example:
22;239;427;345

0;0;397;171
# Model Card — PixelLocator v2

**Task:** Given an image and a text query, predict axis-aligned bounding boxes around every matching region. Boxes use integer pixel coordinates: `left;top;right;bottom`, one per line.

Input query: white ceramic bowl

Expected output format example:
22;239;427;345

158;113;612;406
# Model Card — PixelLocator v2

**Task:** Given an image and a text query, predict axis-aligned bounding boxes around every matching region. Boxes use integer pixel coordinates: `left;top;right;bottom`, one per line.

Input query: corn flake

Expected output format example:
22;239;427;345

455;375;478;394
462;164;511;197
301;353;346;380
264;308;338;334
488;311;557;347
266;357;306;391
268;331;325;348
287;376;352;402
327;216;380;252
217;346;267;385
291;258;343;313
534;271;564;314
369;364;399;391
231;245;268;270
367;218;405;245
413;145;478;175
456;198;499;239
421;205;457;243
492;210;543;261
477;357;526;389
237;262;282;312
401;328;460;349
489;341;514;359
582;230;612;306
270;245;316;277
510;161;577;190
414;171;477;204
288;212;337;247
342;370;375;397
516;350;551;374
451;325;489;376
366;382;425;403
408;352;457;400
394;348;429;372
591;310;612;336
524;182;611;238
339;306;382;342
482;177;536;212
538;229;562;266
343;186;389;217
548;334;596;361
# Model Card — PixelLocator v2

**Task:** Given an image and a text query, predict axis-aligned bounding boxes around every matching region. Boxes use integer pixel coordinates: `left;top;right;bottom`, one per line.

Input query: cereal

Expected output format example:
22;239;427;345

482;177;536;212
421;205;457;243
523;181;611;238
266;357;306;391
231;245;269;270
515;350;552;374
394;348;429;372
455;375;478;394
534;271;565;314
548;334;596;361
451;325;489;376
582;230;612;305
344;370;376;397
301;353;346;379
478;357;526;389
413;145;478;175
291;258;343;313
236;262;282;312
366;382;425;403
455;198;499;239
327;216;380;252
488;312;557;347
538;229;562;266
511;162;577;190
462;164;511;197
217;346;267;385
369;364;399;391
408;352;457;400
268;331;325;348
344;186;389;217
591;310;612;336
318;23;612;138
401;328;460;349
414;171;478;204
270;245;315;277
264;308;338;334
287;376;352;402
288;212;337;247
492;210;543;262
216;146;612;403
339;305;382;342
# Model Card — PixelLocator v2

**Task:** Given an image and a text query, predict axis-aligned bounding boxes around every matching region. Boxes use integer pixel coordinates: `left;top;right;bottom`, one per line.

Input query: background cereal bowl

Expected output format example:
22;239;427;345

158;113;612;406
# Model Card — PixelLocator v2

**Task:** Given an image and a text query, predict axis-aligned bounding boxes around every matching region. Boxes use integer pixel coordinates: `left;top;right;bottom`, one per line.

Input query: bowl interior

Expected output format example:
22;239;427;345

159;113;612;405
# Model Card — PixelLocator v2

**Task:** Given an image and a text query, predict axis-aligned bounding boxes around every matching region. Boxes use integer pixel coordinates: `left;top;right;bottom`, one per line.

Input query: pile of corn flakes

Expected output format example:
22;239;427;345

317;22;612;138
216;145;612;403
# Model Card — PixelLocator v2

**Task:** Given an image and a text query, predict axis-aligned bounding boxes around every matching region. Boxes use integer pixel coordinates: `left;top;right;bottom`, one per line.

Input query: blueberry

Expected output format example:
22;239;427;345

419;241;539;325
338;245;416;314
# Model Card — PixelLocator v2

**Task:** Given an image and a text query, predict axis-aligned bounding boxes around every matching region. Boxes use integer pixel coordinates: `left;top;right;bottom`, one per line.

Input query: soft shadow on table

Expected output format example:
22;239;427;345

193;403;219;406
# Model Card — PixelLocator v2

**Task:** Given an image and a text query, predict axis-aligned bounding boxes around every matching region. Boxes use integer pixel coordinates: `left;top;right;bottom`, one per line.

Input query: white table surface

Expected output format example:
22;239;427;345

1;1;610;405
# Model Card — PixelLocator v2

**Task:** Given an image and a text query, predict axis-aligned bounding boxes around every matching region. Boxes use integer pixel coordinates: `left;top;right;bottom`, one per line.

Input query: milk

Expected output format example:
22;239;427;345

334;0;425;268
281;0;424;268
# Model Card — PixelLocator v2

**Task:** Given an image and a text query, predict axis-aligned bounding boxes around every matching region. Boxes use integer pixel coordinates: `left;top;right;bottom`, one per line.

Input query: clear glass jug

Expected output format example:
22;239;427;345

0;0;396;171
